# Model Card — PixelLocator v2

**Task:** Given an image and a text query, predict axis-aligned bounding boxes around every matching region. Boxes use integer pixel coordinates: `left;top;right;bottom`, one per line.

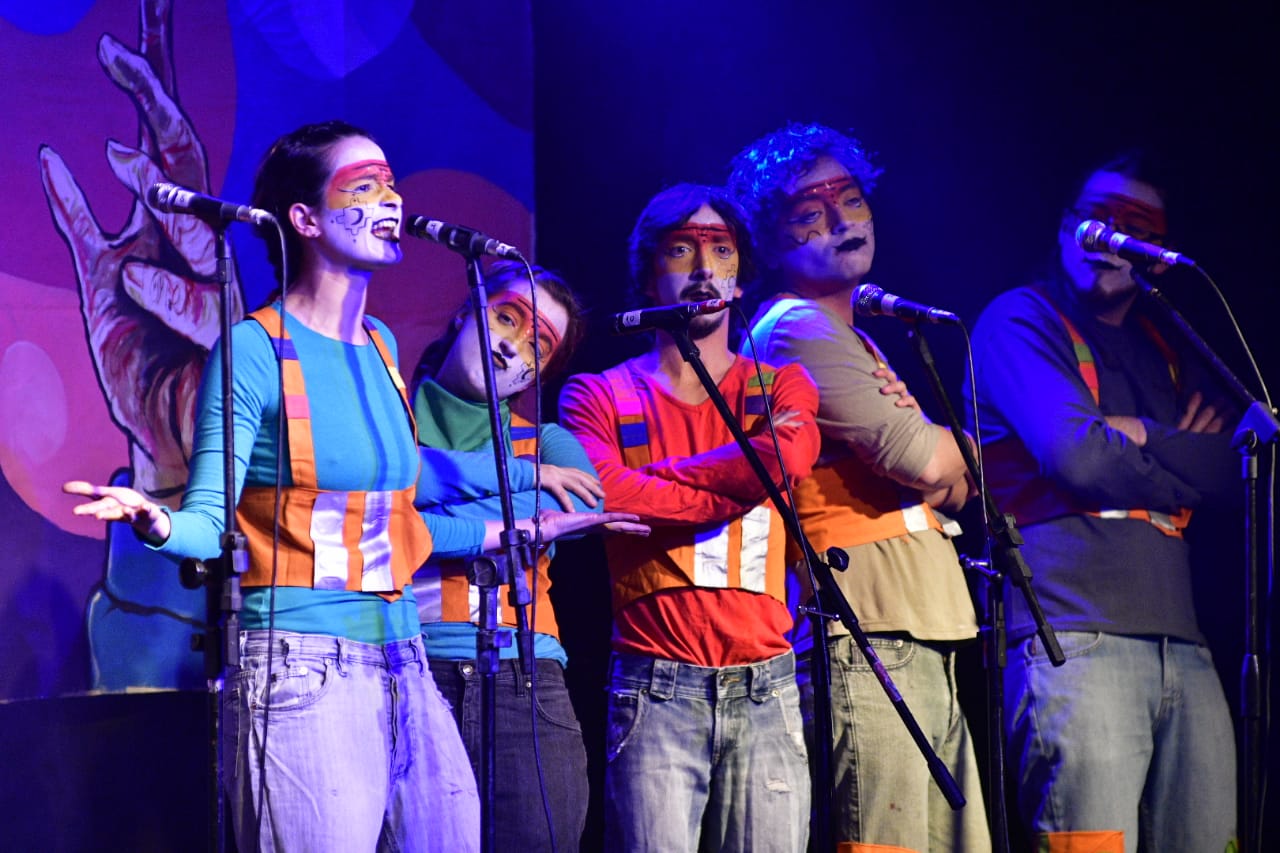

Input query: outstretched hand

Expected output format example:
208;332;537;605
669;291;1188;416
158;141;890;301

529;509;649;542
63;480;171;543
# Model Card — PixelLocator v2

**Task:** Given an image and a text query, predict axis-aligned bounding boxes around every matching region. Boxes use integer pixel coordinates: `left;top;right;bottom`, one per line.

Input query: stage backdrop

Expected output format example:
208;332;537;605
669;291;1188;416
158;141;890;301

0;0;534;701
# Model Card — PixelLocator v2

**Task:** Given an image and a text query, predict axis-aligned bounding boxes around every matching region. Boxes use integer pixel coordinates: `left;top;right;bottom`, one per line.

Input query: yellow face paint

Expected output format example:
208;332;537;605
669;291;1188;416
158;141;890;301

488;291;562;370
653;222;738;279
326;159;399;210
778;175;871;246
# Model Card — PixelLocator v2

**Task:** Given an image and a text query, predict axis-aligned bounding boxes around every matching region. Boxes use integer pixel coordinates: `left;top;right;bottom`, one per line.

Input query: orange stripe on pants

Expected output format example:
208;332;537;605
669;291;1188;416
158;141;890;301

1036;830;1124;853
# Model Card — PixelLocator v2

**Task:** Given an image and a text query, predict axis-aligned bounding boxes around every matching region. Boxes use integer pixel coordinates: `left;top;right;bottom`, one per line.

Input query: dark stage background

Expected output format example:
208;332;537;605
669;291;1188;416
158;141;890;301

2;2;1276;850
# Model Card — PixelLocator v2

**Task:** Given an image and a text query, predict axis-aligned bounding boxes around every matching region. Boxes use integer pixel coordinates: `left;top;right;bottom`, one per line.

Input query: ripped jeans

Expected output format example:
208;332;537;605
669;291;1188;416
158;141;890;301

602;650;810;853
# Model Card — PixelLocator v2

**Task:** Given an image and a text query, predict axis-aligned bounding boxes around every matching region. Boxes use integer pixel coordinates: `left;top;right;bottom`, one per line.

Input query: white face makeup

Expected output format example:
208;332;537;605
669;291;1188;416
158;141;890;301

1059;170;1166;313
435;279;570;402
773;156;875;295
314;136;403;269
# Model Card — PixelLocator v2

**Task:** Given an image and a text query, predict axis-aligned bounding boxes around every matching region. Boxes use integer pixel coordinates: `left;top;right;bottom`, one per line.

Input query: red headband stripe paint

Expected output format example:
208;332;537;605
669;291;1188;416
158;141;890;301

329;159;395;188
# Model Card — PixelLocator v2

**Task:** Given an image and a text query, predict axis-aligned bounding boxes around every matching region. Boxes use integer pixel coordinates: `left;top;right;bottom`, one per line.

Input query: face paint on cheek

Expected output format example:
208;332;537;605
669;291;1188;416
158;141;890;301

656;223;738;280
488;293;563;371
330;205;367;236
325;159;401;240
778;176;871;247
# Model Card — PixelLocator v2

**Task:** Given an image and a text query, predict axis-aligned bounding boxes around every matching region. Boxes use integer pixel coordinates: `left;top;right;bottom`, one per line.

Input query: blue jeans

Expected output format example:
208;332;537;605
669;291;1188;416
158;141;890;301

801;635;991;852
223;631;480;852
1005;632;1236;853
603;651;810;853
428;658;589;853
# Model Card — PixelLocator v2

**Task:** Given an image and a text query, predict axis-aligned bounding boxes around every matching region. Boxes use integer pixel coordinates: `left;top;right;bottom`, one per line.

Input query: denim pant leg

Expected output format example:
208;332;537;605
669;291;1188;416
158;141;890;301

1141;640;1236;853
1006;631;1148;850
603;652;810;853
429;658;590;853
222;632;477;853
388;640;480;853
1005;632;1235;853
703;655;811;853
812;635;990;852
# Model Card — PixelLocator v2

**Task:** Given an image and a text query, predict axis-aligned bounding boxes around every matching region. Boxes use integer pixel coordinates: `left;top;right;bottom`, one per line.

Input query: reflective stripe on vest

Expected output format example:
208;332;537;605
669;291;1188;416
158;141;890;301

236;306;432;598
600;363;788;612
1051;299;1191;538
413;413;561;637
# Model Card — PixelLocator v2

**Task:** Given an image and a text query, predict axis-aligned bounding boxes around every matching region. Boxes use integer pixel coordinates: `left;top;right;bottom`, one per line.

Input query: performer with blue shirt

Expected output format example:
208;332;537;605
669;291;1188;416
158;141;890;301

63;120;642;853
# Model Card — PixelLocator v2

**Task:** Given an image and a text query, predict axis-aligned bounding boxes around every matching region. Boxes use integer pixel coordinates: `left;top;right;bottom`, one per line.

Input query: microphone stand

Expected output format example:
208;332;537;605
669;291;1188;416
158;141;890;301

1135;275;1277;853
903;322;1064;853
665;326;964;853
460;255;538;853
176;224;245;853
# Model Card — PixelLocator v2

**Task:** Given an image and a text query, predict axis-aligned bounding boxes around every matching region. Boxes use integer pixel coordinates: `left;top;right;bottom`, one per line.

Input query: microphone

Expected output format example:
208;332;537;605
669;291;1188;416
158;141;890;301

1074;219;1196;268
853;284;961;325
147;182;276;227
612;299;730;334
404;215;524;260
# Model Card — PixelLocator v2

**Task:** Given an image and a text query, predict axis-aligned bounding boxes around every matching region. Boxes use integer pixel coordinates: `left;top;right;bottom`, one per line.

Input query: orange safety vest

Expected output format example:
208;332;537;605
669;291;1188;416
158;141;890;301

787;325;945;562
413;414;561;638
983;290;1191;537
600;363;790;614
235;306;433;599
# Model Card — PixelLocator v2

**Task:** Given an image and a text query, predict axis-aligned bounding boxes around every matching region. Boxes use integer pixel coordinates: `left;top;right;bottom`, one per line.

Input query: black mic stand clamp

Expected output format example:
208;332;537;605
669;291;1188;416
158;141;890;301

470;528;536;679
179;532;247;677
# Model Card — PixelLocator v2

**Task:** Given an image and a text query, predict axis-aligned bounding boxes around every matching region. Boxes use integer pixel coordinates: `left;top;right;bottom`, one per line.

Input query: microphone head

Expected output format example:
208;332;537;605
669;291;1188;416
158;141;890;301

852;283;884;315
146;182;175;209
1074;219;1110;253
401;214;427;239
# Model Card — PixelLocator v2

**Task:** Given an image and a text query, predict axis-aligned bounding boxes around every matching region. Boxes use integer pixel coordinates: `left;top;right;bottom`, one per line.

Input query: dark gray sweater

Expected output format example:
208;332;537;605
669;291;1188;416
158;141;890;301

968;281;1238;644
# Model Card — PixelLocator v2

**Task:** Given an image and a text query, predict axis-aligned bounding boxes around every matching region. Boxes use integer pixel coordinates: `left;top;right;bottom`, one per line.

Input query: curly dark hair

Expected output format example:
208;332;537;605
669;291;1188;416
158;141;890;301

410;261;585;395
625;183;757;308
726;122;881;256
251;119;375;287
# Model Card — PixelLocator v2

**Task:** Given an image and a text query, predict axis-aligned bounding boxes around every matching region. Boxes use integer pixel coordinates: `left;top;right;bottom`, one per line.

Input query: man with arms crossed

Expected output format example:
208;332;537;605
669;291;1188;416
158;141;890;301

560;183;821;852
730;122;990;853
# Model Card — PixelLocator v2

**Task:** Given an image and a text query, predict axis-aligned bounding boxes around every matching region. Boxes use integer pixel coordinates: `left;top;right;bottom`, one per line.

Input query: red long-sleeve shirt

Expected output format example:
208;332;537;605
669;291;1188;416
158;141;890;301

560;356;820;665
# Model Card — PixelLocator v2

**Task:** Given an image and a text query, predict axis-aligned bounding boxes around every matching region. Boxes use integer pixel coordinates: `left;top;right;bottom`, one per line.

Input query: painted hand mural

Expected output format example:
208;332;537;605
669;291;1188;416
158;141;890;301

38;0;239;689
1;0;534;700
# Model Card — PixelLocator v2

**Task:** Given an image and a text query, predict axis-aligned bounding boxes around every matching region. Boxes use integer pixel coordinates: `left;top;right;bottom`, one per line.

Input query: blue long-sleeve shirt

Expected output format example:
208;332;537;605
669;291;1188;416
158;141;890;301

413;378;602;664
156;309;488;643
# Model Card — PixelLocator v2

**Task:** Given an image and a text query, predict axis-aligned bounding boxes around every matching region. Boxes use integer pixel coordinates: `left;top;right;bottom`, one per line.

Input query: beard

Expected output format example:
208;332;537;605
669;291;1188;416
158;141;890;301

687;310;728;341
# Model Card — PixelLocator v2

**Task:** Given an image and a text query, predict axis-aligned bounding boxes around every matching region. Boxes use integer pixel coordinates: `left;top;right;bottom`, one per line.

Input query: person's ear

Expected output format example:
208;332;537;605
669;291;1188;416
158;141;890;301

289;203;321;238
